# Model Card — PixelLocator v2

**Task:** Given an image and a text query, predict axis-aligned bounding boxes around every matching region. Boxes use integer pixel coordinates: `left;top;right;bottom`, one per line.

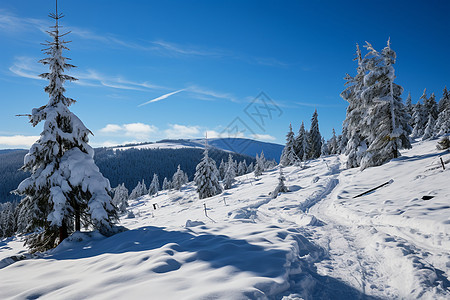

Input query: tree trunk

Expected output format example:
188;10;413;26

59;221;68;244
75;203;81;231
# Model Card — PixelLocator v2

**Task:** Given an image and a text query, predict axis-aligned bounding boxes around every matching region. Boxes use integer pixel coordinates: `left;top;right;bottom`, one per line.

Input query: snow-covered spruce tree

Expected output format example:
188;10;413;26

194;148;222;199
218;159;226;180
14;8;117;251
280;123;297;166
438;87;449;114
405;92;414;117
307;109;322;159
172;165;187;191
141;179;148;195
294;121;307;161
254;153;264;177
435;87;450;135
112;183;128;213
0;202;18;238
247;162;254;173
422;115;436;140
129;180;144;199
148;173;159;196
411;101;427;138
423;91;439;121
162;177;170;191
327;128;338;155
359;41;411;170
341;43;368;168
272;167;288;199
321;137;329;156
237;160;247;176
223;154;236;189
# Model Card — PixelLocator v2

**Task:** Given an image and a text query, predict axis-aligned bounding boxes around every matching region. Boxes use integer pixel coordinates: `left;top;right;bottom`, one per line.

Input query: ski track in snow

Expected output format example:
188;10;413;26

1;139;449;299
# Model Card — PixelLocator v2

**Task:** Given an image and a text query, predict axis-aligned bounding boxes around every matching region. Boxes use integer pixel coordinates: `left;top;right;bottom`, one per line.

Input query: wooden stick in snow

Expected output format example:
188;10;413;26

353;179;394;198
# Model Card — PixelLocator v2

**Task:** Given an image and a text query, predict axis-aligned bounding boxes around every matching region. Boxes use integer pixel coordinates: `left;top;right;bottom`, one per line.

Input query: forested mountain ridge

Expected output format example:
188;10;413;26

0;138;281;203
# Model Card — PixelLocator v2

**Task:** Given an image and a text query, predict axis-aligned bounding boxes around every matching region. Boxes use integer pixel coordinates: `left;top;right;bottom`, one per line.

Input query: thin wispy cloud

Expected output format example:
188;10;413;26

1;8;292;70
187;85;239;103
8;56;167;92
138;89;185;106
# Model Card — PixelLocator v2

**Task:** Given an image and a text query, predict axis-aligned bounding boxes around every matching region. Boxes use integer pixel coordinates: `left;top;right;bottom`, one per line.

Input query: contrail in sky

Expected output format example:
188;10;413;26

138;89;185;106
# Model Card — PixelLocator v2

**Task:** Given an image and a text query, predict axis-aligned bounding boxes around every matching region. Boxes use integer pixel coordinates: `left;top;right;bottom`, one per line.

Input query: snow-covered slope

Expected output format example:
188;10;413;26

1;139;449;299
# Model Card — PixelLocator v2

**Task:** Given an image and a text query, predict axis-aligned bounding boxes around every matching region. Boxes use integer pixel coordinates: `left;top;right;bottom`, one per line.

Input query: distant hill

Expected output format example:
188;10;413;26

0;137;283;203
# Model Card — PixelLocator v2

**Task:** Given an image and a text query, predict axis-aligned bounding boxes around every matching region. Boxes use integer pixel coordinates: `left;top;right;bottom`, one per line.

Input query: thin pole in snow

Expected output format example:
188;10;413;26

440;157;445;170
203;203;208;217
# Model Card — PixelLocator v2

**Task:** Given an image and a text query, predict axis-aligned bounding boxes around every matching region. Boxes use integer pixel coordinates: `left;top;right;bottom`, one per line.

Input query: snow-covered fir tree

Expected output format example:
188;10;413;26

272;167;288;199
162;177;170;190
129;180;145;199
422;115;436;140
247;162;254;173
340;43;368;168
0;202;18;238
307;109;322;159
218;159;226;180
435;87;450;135
405;92;413;116
112;183;128;213
223;154;236;189
237;160;247;176
294;121;307;161
172;165;187;191
194;148;222;199
280;123;297;166
141;179;148;195
327;128;338;155
411;101;427;138
423;91;439;121
14;7;116;251
321;137;329;156
254;153;264;177
359;40;411;170
148;173;160;196
437;87;449;114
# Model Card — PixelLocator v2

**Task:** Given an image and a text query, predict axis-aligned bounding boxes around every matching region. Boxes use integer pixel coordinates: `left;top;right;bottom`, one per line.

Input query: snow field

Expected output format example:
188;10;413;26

0;138;449;299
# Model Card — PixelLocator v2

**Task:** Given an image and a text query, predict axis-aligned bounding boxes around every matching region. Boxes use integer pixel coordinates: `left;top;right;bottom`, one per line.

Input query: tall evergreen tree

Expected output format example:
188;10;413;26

360;40;411;170
254;153;264;177
280;123;297;166
405;92;413;116
294;121;307;161
237;160;247;176
307;109;322;159
422;115;436;140
194;148;222;199
223;154;236;189
172;165;186;191
321;137;329;156
327;128;338;155
437;86;449;114
341;44;368;168
14;5;116;251
129;181;144;199
162;177;170;191
411;101;427;138
148;173;160;196
218;159;226;180
112;183;128;213
435;87;450;135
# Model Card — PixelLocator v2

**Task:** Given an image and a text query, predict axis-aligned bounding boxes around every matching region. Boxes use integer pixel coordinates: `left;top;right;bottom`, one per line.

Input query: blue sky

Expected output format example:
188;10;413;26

0;0;449;149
